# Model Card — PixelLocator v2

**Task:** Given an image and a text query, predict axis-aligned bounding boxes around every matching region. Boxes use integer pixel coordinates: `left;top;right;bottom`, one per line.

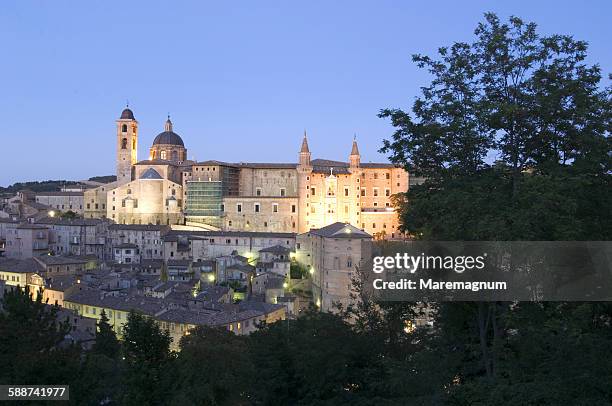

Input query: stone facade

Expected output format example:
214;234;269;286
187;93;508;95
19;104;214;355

107;224;169;260
5;224;49;259
36;218;108;258
35;192;84;215
296;222;372;313
85;107;408;238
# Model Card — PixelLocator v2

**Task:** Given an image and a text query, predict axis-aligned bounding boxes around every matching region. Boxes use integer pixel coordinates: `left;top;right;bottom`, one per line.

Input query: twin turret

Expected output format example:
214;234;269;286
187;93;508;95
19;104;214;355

297;131;361;168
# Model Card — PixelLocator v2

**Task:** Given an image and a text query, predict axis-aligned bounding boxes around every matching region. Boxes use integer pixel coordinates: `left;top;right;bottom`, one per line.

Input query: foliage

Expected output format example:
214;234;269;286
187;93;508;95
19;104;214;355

60;210;78;219
290;261;308;279
92;309;120;359
121;311;173;406
379;13;610;241
166;327;254;406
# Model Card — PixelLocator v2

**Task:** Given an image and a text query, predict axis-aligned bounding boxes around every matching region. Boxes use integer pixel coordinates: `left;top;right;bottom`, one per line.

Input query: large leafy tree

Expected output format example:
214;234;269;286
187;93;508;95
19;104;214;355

380;13;611;241
0;287;79;385
166;326;254;406
377;12;612;404
121;311;173;406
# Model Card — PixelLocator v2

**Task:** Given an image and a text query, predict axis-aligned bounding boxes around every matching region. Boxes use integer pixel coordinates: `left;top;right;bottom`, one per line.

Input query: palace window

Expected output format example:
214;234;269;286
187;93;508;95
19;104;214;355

256;188;262;196
160;151;167;160
280;188;286;197
273;203;278;213
237;204;242;213
291;204;296;213
311;187;316;196
344;187;349;196
385;189;390;196
373;188;379;197
254;203;260;213
386;173;390;179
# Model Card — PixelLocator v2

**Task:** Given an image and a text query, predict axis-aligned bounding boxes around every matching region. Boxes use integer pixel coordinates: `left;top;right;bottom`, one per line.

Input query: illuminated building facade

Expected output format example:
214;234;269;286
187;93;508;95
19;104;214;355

85;107;408;237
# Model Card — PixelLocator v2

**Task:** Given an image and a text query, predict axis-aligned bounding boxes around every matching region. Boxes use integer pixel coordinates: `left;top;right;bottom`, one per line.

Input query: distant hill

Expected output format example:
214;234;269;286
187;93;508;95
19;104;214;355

88;175;117;184
0;175;116;194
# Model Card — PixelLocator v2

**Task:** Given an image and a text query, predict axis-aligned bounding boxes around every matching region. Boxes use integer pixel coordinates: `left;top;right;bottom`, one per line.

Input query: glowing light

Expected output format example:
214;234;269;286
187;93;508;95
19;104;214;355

283;282;288;289
48;210;56;218
207;274;215;283
309;267;314;275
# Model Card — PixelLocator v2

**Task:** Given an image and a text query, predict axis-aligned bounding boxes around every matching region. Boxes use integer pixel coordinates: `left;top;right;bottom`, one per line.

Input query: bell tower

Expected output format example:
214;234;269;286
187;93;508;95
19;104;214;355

116;105;138;186
297;131;313;233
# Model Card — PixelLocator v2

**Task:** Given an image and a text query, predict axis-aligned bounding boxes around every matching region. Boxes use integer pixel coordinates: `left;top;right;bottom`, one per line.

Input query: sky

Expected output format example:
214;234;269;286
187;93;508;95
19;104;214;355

0;1;610;186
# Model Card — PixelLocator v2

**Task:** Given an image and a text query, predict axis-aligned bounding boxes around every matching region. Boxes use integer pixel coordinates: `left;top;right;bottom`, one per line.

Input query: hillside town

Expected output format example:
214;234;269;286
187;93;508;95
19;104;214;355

0;107;402;349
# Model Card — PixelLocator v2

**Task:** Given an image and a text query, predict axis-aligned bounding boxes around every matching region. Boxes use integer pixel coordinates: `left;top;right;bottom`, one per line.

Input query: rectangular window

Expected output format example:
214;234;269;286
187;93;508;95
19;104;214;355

291;204;296;213
254;203;260;213
311;187;316;196
385;189;390;197
373;188;379;197
256;188;262;196
386;173;390;179
344;187;349;197
280;188;286;197
361;189;366;197
237;204;242;213
273;203;278;213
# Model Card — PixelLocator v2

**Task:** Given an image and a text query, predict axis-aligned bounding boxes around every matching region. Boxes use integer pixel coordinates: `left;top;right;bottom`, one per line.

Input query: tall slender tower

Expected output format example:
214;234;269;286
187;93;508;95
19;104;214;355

348;135;362;228
349;135;360;168
297;131;313;233
116;106;138;185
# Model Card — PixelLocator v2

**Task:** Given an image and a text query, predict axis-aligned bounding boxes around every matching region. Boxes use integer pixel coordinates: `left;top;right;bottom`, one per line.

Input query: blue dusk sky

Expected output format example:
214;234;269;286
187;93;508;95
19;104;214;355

0;1;610;186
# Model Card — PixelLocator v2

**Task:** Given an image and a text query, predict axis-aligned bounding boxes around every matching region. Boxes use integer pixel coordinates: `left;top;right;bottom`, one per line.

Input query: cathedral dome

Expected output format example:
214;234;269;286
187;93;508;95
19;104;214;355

120;108;135;120
153;131;184;146
152;117;185;146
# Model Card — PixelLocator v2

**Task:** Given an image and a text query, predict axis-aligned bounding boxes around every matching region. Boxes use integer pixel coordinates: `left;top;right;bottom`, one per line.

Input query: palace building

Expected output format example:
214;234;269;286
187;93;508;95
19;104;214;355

84;107;409;238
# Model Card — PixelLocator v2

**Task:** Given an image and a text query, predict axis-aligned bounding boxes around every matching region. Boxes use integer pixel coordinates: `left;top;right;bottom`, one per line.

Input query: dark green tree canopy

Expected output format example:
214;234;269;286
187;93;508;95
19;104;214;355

380;13;611;240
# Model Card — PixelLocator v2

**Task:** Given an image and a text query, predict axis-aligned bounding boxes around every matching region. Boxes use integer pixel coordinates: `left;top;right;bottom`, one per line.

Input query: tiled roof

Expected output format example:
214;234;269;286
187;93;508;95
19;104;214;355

34;256;89;266
163;230;296;241
259;244;293;255
109;224;170;232
0;258;44;273
114;243;138;249
36;217;107;226
309;222;371;239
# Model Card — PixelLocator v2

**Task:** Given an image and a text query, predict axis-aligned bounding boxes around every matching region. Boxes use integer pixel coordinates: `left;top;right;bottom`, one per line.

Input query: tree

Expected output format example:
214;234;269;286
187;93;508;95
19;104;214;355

121;311;173;406
378;11;611;402
166;326;254;406
380;13;611;241
60;210;78;219
92;309;120;359
0;286;80;385
290;261;308;279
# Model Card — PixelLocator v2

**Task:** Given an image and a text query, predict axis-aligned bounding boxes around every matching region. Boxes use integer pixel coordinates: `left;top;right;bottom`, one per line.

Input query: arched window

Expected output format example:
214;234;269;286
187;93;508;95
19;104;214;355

122;124;127;133
160;151;167;160
171;150;178;161
121;138;127;149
